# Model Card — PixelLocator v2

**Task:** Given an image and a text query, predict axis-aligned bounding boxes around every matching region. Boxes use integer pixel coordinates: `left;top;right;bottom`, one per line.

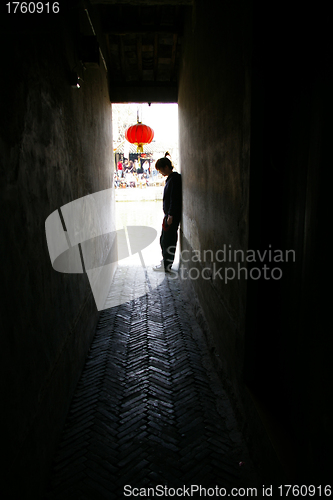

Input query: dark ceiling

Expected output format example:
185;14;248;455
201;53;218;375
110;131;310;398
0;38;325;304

88;0;192;102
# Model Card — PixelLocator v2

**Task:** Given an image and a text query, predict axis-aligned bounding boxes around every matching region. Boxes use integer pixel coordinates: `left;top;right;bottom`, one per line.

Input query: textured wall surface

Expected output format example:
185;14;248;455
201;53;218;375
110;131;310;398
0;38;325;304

178;0;252;407
178;0;333;485
244;3;333;483
0;8;115;496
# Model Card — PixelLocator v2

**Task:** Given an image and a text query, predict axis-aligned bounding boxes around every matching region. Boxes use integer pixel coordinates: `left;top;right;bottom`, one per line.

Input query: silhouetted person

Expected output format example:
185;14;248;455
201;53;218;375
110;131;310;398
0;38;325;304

153;152;182;273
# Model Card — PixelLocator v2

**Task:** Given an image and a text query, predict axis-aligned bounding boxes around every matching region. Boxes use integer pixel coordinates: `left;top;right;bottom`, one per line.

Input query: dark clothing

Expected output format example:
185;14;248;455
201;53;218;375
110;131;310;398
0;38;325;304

163;171;182;223
160;223;179;271
160;171;182;271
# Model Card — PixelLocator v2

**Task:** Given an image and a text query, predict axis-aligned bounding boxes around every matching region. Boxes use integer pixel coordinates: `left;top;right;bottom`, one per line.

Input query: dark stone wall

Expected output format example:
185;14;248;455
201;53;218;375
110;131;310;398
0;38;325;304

178;0;252;419
245;2;333;483
177;0;282;482
0;6;115;496
178;0;332;485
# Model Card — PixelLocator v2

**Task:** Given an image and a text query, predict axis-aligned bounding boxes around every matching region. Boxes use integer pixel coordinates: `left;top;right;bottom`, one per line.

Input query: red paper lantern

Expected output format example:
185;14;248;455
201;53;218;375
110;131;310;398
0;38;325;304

125;123;154;153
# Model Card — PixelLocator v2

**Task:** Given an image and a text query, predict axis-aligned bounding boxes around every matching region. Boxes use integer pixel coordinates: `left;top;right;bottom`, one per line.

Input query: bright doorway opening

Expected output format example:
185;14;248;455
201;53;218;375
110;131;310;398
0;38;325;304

112;103;179;271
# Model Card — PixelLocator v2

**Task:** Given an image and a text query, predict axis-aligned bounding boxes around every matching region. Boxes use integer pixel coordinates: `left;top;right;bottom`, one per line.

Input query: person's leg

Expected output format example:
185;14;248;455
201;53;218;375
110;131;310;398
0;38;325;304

159;228;164;261
160;223;179;271
152;229;165;271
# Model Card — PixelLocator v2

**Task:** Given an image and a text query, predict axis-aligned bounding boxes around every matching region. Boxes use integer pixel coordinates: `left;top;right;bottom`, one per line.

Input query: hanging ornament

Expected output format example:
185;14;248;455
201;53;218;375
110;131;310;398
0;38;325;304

125;122;154;153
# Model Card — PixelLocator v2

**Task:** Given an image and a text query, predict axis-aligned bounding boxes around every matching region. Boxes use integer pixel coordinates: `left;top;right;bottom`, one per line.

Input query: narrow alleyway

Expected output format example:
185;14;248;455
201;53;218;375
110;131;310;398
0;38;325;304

45;264;259;499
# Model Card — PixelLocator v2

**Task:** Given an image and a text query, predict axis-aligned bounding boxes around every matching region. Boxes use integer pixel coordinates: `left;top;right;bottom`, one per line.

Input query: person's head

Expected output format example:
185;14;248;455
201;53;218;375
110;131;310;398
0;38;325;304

155;152;173;176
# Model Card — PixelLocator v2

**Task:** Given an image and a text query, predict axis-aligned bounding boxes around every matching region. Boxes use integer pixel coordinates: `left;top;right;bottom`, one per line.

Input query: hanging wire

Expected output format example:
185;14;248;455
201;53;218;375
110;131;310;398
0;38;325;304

137;104;143;123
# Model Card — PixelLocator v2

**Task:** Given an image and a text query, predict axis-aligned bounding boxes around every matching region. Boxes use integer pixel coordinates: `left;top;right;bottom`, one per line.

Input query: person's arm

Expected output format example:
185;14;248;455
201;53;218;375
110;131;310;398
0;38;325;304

167;174;182;223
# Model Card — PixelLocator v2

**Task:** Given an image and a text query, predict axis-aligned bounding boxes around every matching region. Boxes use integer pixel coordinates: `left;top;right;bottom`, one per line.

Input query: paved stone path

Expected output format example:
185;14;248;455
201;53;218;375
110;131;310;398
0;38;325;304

45;266;258;499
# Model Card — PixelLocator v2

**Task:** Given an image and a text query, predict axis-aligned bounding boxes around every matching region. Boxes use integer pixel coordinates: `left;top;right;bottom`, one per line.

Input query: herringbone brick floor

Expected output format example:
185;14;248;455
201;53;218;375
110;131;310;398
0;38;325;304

45;266;259;499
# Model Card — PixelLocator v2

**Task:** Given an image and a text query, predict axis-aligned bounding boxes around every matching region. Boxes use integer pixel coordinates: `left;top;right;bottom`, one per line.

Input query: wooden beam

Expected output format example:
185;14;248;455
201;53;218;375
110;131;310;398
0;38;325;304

137;35;143;81
91;0;192;5
154;32;159;81
170;32;178;81
109;83;178;103
118;35;126;81
103;25;182;35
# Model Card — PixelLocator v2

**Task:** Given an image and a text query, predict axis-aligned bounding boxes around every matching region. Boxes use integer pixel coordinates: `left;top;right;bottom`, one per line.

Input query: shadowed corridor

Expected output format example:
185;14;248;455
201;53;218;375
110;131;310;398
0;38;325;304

45;266;258;498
